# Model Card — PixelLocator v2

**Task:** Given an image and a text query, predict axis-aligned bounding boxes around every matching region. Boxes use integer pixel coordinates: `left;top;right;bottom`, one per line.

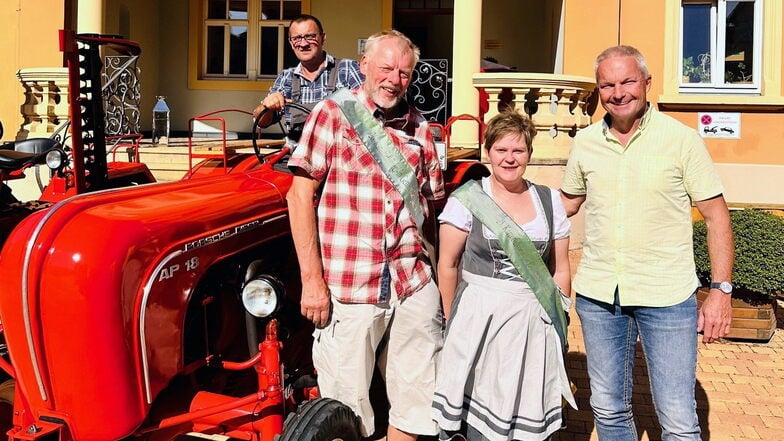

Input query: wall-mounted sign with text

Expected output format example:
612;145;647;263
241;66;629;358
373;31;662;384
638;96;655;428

697;112;740;139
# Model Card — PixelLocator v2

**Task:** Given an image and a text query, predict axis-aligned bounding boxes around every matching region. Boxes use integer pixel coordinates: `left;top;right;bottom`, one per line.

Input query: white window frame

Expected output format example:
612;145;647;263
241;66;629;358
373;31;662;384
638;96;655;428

679;0;763;95
202;23;250;78
201;0;300;81
257;21;290;78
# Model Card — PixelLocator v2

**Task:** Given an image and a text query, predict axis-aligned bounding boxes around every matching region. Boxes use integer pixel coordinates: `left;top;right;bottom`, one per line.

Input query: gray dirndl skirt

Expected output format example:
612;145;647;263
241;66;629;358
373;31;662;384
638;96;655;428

432;271;576;441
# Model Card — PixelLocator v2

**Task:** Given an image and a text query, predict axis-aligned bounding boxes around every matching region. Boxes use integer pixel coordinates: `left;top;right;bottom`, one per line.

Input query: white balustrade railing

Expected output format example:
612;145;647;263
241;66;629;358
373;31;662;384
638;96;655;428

473;72;596;162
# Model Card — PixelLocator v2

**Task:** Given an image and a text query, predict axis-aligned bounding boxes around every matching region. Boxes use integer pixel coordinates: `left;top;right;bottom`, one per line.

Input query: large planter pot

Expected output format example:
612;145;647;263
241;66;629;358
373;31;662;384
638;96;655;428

697;288;777;341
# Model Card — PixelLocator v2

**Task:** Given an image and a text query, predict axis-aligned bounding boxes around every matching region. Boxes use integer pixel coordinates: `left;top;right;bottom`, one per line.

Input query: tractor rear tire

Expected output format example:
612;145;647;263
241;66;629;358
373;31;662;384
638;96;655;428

279;398;361;441
0;379;15;436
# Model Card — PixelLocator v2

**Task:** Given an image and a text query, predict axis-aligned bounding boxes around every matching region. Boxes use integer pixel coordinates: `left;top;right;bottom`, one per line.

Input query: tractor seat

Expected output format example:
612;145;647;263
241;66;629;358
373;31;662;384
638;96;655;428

13;138;59;154
0;149;44;172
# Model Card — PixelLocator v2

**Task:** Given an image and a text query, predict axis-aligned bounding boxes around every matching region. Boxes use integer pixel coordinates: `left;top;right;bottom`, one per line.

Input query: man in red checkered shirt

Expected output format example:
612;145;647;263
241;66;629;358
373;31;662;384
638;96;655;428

287;30;444;441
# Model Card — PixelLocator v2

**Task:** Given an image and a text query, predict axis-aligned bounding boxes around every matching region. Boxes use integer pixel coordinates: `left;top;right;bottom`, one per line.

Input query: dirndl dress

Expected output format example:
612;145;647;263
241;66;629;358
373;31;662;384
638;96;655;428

432;208;576;441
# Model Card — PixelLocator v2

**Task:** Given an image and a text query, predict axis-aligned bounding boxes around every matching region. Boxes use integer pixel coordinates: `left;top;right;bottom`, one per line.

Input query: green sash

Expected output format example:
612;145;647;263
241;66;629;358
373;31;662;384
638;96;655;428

452;180;568;350
330;88;437;275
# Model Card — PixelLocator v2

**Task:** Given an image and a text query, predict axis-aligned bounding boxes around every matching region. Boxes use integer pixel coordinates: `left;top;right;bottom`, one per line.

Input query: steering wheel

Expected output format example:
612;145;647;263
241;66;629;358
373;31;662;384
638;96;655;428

251;102;312;164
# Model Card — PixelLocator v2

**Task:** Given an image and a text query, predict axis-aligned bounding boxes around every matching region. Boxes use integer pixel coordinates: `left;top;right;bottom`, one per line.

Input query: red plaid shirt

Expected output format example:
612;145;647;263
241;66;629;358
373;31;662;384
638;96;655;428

288;89;444;304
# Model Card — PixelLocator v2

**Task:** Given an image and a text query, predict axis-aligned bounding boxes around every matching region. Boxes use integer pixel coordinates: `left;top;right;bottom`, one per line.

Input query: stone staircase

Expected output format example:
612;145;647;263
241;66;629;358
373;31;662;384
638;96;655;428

135;138;275;182
136;144;191;182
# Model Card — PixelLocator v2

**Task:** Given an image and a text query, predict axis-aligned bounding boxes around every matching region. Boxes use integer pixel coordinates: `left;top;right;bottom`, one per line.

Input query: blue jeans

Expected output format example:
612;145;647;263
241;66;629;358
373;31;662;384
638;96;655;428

576;292;700;441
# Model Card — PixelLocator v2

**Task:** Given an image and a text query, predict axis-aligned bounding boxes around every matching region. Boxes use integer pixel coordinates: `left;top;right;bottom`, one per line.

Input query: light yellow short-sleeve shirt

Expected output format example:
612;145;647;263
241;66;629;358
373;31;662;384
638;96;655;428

562;106;724;307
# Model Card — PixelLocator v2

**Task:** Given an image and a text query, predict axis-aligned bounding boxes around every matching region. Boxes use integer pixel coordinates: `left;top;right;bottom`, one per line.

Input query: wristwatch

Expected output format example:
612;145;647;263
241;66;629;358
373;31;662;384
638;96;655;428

710;281;733;294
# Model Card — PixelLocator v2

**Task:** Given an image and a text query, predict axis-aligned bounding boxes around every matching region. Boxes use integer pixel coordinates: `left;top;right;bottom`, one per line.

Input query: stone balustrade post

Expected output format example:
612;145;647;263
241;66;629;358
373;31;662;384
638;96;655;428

473;73;596;163
510;87;530;120
482;87;504;123
16;68;70;140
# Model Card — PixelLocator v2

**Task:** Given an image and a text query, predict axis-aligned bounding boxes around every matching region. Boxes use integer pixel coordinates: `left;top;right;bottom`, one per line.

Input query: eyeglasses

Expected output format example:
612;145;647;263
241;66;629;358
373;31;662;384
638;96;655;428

289;33;320;44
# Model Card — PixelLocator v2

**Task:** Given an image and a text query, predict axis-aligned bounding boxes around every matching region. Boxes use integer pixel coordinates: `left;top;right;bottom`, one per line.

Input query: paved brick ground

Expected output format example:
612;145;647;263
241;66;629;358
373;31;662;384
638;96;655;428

555;252;784;441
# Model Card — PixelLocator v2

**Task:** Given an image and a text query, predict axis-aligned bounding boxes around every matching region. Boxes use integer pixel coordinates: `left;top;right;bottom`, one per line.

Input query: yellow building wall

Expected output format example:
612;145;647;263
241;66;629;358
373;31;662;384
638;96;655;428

0;1;65;142
667;112;784;165
563;0;784;207
312;0;387;59
563;0;667;111
563;0;619;79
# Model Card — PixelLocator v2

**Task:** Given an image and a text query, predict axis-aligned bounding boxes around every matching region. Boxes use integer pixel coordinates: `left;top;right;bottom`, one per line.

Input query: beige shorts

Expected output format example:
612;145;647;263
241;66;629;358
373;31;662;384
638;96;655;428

312;279;443;436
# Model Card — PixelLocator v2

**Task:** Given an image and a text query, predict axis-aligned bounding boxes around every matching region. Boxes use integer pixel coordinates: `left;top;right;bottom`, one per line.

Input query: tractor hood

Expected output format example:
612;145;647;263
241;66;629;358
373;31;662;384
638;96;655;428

0;169;293;440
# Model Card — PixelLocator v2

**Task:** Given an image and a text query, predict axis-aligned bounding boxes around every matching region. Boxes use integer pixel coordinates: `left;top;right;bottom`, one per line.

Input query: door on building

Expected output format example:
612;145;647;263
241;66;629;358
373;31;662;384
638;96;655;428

393;1;565;121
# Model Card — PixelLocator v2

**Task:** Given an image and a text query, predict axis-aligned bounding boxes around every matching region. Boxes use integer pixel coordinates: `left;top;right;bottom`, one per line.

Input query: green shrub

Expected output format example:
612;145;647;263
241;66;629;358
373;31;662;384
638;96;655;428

693;209;784;297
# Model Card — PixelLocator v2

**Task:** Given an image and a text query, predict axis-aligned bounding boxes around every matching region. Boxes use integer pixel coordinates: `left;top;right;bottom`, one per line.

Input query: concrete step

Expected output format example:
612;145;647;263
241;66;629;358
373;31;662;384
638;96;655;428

151;169;189;182
136;146;191;182
135;138;284;182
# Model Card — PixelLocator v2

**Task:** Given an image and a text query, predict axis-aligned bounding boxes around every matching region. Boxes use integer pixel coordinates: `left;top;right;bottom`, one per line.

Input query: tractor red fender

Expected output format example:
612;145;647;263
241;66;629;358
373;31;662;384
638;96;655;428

442;160;490;196
0;168;293;440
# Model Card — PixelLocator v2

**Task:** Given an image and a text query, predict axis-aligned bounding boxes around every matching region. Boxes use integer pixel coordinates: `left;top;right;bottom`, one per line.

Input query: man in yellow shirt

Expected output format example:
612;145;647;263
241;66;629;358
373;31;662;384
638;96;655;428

561;45;734;441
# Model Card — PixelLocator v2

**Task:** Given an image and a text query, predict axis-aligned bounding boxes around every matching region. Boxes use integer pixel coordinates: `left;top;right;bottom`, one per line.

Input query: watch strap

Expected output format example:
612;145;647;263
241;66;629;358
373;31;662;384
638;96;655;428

710;281;733;294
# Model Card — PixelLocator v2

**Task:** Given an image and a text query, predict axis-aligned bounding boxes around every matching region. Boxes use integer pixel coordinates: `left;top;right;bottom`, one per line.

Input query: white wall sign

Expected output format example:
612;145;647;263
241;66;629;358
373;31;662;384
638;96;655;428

435;140;447;170
697;112;740;139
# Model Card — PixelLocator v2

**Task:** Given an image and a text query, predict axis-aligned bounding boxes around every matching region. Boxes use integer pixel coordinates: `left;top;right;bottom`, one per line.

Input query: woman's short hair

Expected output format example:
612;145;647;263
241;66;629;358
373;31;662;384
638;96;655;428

483;111;536;153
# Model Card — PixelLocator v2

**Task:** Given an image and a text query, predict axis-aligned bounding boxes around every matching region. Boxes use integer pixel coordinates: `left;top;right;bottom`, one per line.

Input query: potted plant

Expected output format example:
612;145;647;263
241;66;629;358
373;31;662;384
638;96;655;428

693;209;784;341
682;52;711;84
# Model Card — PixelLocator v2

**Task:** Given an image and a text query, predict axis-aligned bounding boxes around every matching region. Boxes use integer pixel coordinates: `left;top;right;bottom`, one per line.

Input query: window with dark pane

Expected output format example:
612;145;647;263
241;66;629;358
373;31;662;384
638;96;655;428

723;1;755;84
206;26;225;74
282;0;300;19
283;27;297;68
259;26;280;76
229;0;248;19
201;0;302;79
261;0;282;20
208;0;227;19
230;26;248;75
682;3;711;84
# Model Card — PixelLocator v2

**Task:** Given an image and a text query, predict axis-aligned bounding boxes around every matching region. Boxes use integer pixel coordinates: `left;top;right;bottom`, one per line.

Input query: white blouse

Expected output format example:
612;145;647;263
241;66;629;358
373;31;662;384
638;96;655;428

438;177;571;241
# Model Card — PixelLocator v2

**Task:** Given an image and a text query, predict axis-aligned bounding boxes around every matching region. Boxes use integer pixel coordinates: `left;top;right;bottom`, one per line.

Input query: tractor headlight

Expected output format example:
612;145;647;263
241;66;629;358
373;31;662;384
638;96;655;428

241;276;281;318
45;149;66;170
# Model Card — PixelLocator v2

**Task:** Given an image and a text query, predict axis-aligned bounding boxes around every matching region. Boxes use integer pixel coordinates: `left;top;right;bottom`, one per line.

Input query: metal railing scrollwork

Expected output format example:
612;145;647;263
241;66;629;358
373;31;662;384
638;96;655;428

103;55;141;136
408;59;449;124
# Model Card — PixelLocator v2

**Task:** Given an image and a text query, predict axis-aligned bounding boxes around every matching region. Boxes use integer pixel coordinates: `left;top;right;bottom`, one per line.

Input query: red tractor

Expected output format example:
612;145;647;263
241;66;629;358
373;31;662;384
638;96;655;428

0;32;489;441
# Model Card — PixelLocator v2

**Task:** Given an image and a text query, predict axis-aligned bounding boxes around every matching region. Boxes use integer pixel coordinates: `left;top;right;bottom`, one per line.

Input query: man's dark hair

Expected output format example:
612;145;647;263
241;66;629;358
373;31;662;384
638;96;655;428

289;14;324;34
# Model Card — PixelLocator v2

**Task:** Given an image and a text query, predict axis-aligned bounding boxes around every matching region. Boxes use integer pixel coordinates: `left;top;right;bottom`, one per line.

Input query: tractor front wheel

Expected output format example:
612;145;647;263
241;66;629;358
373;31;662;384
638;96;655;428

0;379;15;435
279;398;361;441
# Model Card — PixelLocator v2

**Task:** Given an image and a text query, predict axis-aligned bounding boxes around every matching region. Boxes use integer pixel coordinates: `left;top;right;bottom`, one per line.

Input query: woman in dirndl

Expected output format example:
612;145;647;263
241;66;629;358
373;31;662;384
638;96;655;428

432;110;576;441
